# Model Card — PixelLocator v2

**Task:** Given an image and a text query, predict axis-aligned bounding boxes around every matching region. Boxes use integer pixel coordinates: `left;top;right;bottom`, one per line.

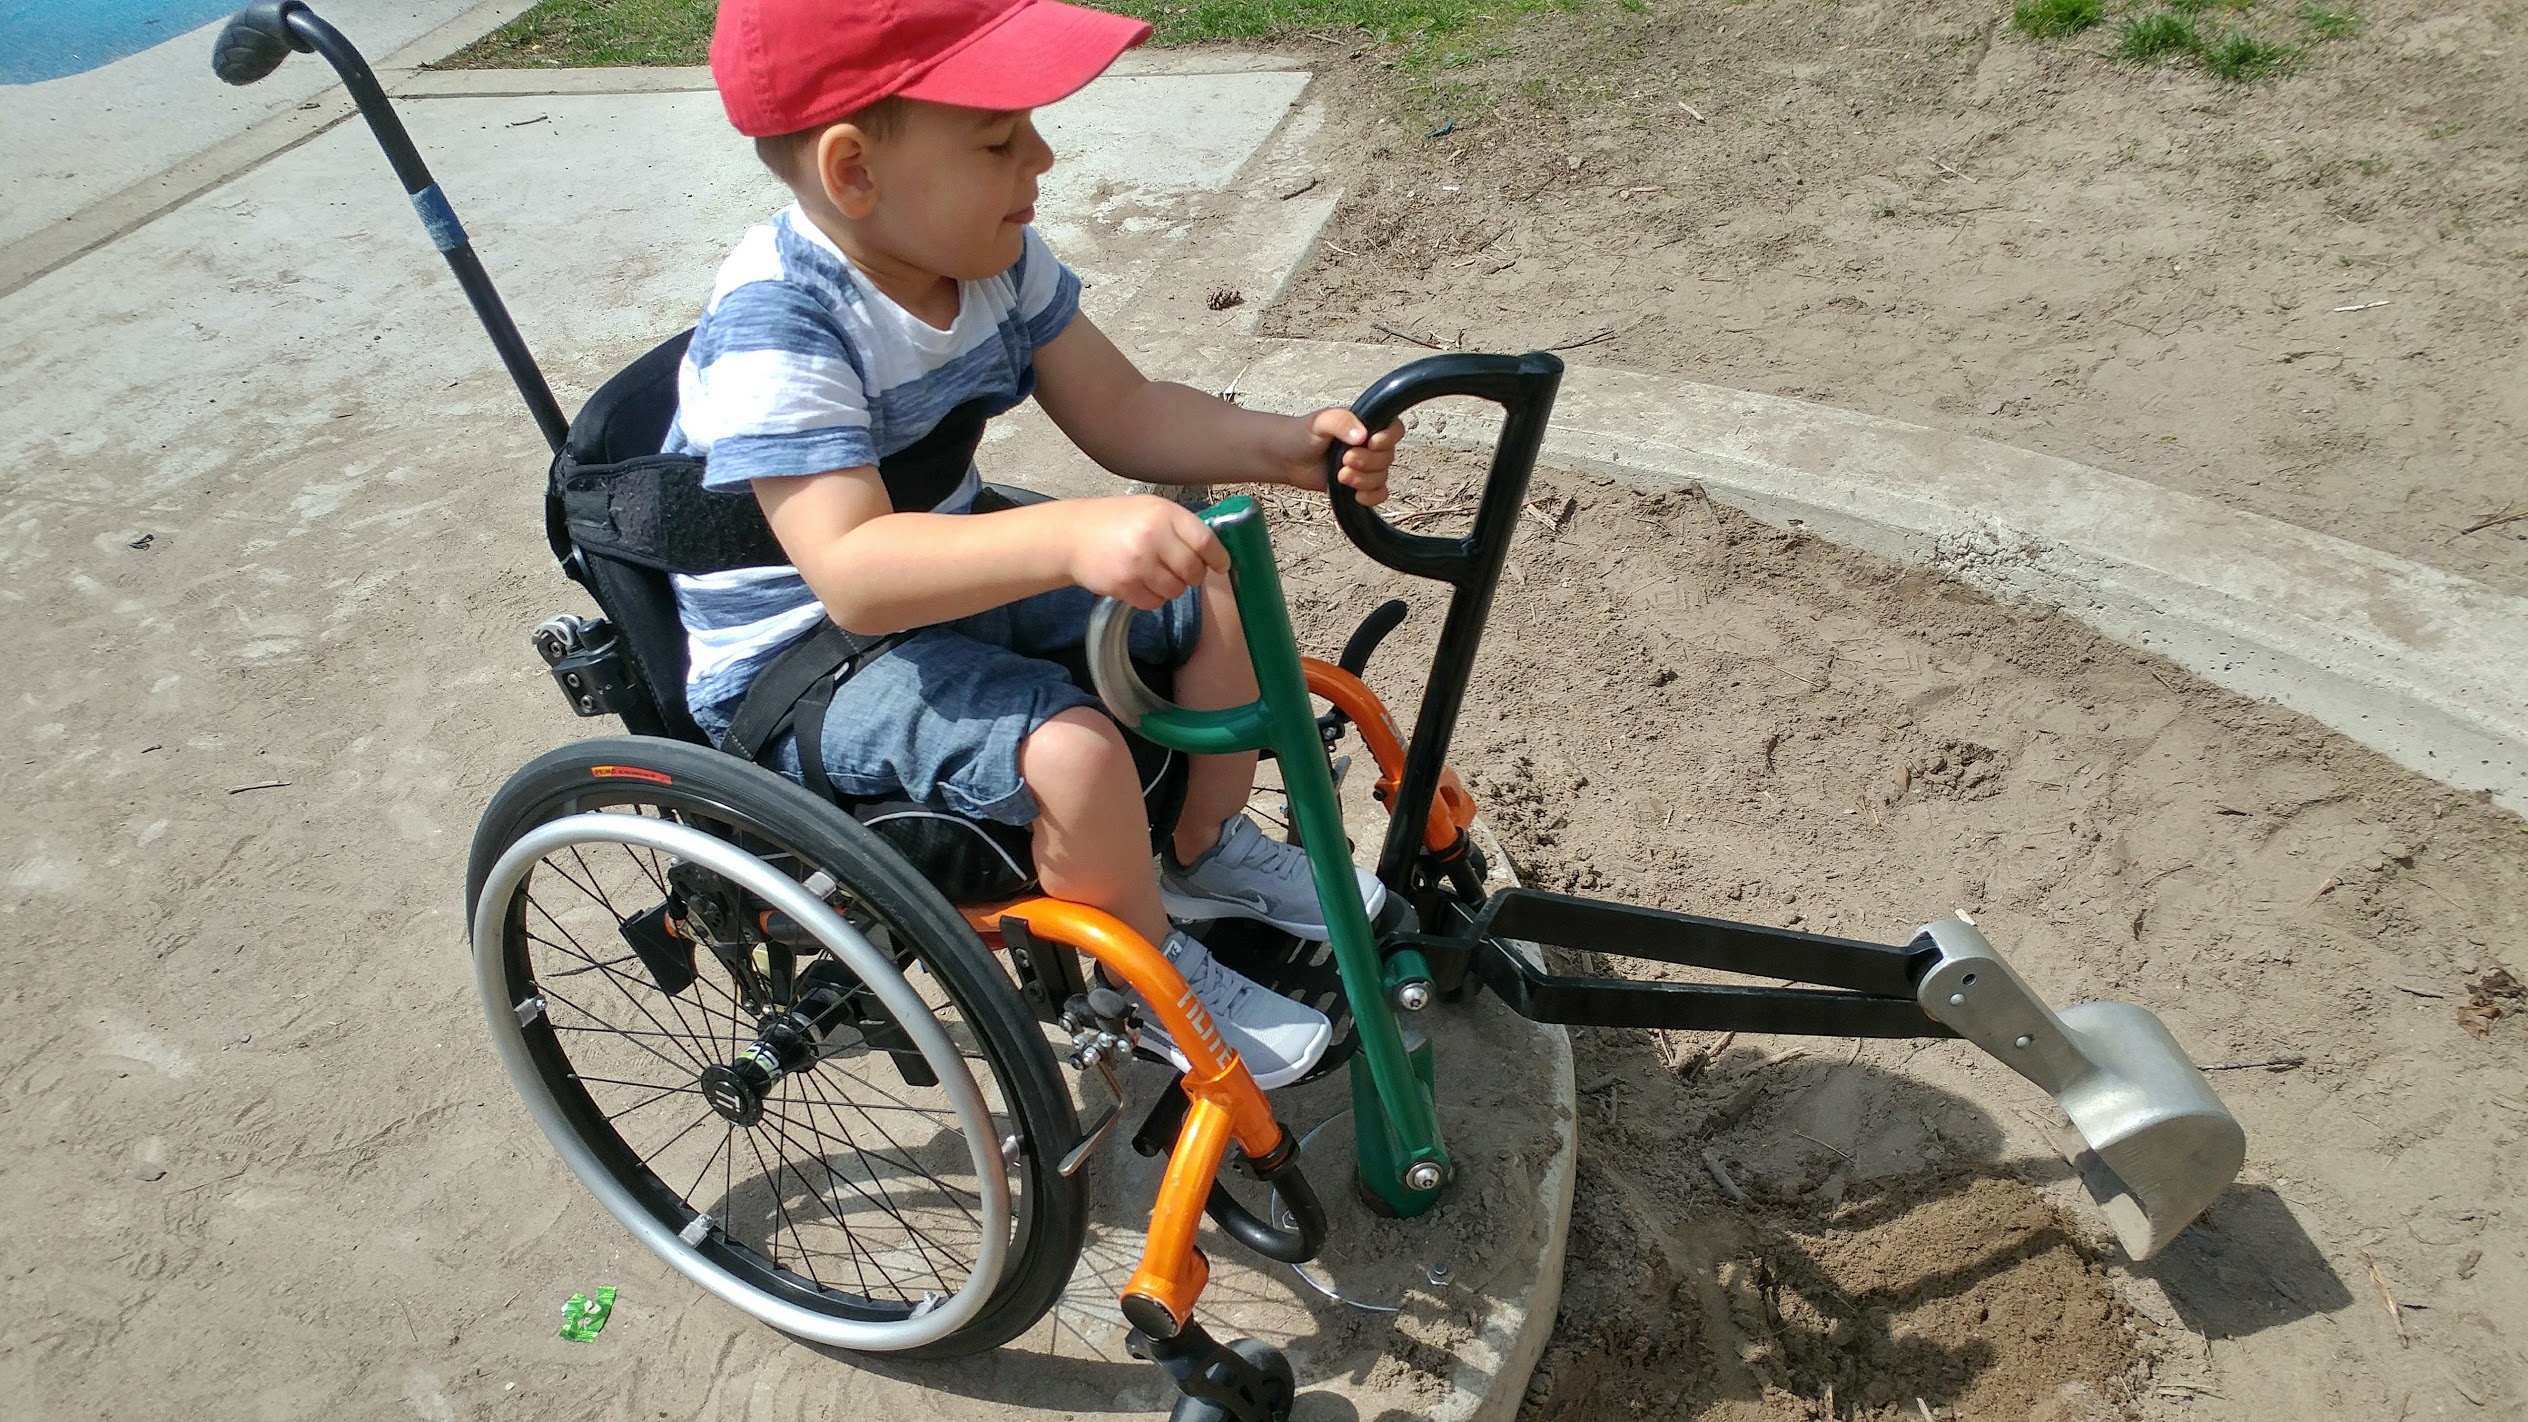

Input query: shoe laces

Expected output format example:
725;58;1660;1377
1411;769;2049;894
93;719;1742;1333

1210;815;1302;881
1164;933;1256;1016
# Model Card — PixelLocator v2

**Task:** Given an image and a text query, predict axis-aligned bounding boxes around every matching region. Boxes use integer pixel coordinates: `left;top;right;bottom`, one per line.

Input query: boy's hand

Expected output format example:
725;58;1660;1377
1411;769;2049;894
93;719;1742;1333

1277;409;1403;506
1065;495;1231;610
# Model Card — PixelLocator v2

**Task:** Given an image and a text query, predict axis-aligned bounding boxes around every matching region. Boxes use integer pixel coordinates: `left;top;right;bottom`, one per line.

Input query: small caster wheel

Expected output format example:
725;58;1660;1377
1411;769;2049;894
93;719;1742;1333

1166;1337;1294;1422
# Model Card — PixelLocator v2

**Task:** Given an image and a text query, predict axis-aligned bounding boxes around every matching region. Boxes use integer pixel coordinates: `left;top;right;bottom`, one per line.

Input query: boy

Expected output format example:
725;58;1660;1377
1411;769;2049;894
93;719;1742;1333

670;0;1405;1088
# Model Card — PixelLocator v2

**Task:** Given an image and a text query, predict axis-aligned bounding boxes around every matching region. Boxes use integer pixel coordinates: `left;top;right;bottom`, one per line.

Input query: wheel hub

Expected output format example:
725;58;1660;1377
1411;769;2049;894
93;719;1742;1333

698;1043;781;1126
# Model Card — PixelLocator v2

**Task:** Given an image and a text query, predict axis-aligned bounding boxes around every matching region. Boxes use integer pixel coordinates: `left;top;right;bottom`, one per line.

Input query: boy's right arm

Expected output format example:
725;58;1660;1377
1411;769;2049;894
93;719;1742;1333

756;469;1229;636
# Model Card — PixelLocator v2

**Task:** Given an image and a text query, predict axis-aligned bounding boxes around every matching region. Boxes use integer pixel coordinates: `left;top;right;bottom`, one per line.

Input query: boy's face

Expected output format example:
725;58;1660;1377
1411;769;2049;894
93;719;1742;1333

829;101;1056;281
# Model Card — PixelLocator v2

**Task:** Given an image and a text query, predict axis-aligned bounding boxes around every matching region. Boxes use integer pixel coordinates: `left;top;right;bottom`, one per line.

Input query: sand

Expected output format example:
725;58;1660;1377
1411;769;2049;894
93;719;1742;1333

1254;457;2527;1419
1268;0;2528;595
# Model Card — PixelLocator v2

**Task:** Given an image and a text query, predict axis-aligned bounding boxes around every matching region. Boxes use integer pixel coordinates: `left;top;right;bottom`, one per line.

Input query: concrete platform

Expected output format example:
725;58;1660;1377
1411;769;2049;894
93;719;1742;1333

0;54;1574;1421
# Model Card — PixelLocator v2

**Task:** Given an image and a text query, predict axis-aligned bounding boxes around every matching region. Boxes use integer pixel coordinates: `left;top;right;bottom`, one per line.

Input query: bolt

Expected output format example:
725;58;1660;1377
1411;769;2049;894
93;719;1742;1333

1404;1161;1446;1192
2014;1034;2033;1048
1948;992;1967;1007
1427;1262;1454;1286
1394;981;1431;1012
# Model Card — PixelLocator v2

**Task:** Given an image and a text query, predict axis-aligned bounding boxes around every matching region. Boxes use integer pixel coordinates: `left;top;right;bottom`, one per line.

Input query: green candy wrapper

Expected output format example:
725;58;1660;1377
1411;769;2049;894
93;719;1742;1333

558;1285;617;1341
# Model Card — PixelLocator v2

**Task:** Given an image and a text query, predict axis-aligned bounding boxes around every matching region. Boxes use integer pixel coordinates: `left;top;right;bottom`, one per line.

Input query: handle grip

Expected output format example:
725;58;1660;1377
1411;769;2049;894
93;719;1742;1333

1325;350;1564;587
1083;500;1274;756
1085;595;1174;734
211;0;310;85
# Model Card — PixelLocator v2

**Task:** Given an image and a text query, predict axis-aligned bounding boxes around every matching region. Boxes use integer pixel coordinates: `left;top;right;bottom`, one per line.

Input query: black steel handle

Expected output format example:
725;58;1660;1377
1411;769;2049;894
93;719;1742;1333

1204;1131;1327;1265
1326;351;1564;588
206;1;570;454
1337;598;1409;677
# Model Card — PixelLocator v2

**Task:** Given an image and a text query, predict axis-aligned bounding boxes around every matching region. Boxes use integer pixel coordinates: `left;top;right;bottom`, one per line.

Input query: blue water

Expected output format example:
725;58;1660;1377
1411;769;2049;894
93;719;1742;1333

2;0;246;84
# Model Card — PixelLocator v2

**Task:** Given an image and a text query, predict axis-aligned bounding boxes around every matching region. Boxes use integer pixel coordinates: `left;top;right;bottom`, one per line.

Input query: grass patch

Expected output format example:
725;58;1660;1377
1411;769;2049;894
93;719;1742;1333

2009;0;2356;82
2299;1;2360;40
2011;0;2102;39
2202;28;2295;76
455;0;1597;77
2117;10;2203;61
1106;0;1570;47
449;0;713;67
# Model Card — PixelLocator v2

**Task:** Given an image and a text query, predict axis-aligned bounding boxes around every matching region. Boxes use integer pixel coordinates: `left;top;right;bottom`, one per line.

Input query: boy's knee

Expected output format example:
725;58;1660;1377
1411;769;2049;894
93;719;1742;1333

1018;707;1133;794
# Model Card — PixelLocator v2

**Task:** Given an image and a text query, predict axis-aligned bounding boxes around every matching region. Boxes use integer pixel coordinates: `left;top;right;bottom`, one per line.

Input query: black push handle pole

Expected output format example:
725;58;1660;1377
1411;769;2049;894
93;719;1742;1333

1322;350;1563;890
213;0;571;454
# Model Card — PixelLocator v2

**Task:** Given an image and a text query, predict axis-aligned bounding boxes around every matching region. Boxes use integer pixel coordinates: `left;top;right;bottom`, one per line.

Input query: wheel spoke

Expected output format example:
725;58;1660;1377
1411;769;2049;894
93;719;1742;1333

536;977;713;1079
794;1064;984;1224
754;1103;961;1298
492;795;1049;1338
644;1104;725;1165
682;1122;737;1206
546;951;639;979
787;1069;980;1251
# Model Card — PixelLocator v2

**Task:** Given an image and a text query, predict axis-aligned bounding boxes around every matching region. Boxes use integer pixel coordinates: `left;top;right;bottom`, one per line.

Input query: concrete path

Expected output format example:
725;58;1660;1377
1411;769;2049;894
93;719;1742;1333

0;0;524;271
0;52;1571;1422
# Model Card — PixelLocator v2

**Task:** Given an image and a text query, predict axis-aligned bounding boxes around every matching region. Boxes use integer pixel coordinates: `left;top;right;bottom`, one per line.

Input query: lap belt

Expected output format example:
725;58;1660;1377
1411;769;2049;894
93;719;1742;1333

717;620;906;803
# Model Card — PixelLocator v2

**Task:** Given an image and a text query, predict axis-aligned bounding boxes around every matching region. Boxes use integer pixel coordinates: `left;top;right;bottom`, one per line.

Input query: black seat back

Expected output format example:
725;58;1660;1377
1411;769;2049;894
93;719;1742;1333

548;331;710;745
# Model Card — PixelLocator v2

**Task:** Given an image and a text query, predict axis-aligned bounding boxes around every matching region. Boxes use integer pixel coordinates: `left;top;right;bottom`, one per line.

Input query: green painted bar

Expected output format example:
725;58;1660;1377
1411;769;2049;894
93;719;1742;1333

1128;495;1451;1213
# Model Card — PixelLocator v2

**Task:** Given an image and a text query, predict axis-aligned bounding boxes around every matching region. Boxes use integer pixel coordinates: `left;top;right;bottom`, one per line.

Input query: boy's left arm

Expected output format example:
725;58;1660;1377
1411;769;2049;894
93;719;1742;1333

1032;312;1400;502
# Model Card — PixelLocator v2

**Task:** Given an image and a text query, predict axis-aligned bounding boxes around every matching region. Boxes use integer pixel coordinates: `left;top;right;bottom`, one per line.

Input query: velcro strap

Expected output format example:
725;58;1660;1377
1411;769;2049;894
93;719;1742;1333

557;454;791;575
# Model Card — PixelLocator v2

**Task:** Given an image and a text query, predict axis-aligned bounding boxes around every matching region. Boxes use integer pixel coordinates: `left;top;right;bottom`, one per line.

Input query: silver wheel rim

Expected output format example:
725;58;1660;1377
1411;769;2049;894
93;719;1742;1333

470;812;1012;1351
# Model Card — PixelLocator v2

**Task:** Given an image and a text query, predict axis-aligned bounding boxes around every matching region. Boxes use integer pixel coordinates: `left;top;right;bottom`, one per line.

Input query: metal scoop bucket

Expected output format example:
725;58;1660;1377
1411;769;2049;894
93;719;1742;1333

1914;918;2246;1260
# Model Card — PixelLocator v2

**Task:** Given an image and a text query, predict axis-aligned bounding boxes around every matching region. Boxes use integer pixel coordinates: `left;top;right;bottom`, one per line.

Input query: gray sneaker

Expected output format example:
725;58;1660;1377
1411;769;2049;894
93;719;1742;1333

1127;930;1333;1090
1160;814;1388;940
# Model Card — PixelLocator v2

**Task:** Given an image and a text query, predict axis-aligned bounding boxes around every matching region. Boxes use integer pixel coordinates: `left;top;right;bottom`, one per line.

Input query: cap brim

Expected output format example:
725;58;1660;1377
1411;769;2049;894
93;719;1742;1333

896;0;1153;111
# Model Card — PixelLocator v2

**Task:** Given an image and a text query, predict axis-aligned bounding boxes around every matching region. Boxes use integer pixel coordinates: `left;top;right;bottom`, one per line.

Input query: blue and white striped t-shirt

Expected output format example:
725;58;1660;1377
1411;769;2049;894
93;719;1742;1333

664;204;1081;730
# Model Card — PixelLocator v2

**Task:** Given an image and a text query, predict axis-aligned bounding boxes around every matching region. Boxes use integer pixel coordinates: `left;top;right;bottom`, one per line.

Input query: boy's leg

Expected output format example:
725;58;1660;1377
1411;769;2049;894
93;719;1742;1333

1153;573;1391;938
1169;569;1259;865
1018;706;1170;945
765;614;1329;1083
970;573;1385;939
1014;682;1331;1088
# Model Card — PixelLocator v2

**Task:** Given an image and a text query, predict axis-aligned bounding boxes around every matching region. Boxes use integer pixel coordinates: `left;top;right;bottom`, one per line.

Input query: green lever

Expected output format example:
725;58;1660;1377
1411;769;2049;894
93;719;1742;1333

1085;495;1451;1214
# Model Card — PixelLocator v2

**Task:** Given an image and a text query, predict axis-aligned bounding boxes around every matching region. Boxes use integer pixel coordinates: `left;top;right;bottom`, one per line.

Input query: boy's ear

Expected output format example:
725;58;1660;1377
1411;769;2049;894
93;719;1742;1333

815;123;880;219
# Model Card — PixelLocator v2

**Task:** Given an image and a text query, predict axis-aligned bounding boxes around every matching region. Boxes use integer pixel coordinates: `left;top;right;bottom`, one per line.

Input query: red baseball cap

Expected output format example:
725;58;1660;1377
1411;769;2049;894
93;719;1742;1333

712;0;1155;138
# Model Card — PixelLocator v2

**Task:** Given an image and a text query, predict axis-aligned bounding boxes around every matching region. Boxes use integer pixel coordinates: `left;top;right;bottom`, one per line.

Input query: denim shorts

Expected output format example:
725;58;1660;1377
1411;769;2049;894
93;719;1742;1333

754;583;1202;826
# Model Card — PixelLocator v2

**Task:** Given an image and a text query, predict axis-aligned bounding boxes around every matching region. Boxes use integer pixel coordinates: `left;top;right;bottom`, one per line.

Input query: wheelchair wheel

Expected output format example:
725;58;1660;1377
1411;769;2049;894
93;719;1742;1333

465;737;1085;1357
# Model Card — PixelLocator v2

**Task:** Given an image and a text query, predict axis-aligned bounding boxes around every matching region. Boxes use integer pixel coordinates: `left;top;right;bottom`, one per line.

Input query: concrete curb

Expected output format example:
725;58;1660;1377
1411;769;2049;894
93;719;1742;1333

392;64;715;96
1221;339;2528;817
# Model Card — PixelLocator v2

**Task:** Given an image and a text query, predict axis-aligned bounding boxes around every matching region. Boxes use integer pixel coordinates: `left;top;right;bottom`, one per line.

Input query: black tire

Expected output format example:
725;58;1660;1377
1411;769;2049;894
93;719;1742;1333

464;735;1085;1357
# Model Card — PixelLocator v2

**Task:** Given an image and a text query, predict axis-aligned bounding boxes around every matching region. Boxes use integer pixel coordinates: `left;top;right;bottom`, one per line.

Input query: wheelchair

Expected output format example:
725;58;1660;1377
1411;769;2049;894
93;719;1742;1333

462;327;1377;1388
220;6;2252;1418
